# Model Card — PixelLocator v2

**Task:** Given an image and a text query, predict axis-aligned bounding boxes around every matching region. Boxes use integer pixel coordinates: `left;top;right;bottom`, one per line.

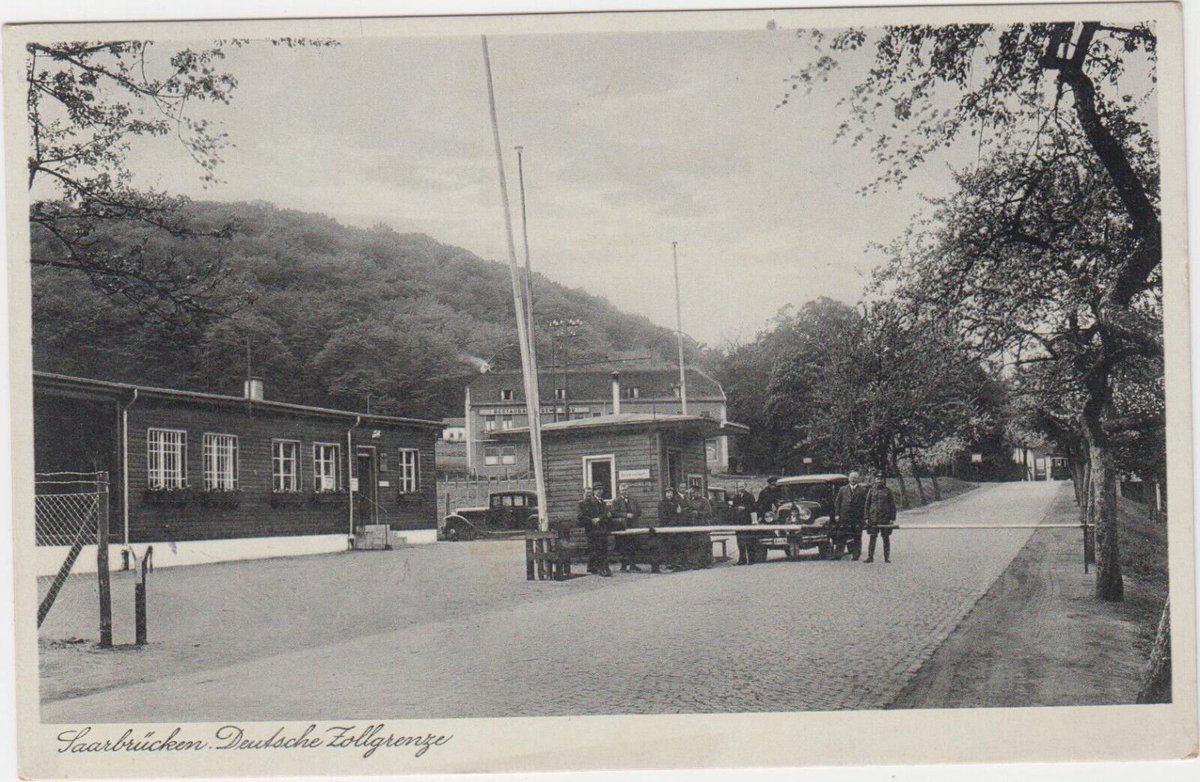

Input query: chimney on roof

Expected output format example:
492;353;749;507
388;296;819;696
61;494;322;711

244;377;264;401
611;371;621;415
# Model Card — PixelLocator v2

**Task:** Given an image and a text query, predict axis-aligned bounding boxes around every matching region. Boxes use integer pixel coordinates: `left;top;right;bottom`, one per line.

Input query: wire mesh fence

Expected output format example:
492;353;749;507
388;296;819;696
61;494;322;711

35;472;112;646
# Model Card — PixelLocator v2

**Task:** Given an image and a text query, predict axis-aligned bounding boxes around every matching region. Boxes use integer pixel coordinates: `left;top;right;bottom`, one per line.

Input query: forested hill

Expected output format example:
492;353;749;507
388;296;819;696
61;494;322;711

31;200;684;419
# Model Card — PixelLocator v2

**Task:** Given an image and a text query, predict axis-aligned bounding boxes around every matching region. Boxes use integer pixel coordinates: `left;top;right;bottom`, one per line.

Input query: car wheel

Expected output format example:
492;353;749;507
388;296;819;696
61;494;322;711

818;542;832;560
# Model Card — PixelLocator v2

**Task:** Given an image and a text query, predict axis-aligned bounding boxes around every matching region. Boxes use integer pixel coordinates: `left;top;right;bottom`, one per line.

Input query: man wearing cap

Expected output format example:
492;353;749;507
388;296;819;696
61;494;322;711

611;484;643;572
577;483;613;577
834;470;869;560
864;473;897;563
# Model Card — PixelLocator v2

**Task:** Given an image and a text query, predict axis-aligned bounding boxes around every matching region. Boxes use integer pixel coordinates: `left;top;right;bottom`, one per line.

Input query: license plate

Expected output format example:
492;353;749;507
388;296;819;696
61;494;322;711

768;537;788;545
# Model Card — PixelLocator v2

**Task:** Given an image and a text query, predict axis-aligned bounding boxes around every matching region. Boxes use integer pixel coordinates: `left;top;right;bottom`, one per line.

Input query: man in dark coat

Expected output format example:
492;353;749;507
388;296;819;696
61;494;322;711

833;470;869;560
682;486;714;568
578;483;613;577
756;476;783;518
864;473;897;563
731;481;757;565
611;484;643;572
656;487;684;572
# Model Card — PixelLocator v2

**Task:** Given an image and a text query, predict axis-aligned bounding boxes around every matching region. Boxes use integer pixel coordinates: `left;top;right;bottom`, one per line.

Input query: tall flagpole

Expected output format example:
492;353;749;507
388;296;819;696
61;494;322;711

481;36;548;532
515;145;540;403
672;241;689;415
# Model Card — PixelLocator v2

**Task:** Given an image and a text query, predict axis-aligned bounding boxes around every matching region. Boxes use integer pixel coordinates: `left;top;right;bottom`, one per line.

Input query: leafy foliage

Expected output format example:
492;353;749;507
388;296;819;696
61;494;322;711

26;38;335;324
31;201;683;420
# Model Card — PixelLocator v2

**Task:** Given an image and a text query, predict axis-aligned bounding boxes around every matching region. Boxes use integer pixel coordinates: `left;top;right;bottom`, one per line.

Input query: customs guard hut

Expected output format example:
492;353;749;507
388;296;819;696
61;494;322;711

493;410;748;525
32;372;441;572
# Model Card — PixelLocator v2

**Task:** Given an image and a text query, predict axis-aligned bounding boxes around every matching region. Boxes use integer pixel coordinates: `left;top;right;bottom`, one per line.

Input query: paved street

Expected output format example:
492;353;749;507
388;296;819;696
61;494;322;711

41;481;1062;721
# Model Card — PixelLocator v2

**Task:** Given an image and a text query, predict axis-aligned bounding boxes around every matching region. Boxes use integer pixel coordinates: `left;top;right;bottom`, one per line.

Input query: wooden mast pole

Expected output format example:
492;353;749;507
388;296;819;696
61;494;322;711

481;36;549;532
672;241;688;415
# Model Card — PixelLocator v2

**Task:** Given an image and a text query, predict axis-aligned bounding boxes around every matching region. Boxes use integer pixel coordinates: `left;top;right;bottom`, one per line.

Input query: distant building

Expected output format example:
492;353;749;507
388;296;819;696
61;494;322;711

1011;444;1068;481
435;417;468;474
463;366;733;476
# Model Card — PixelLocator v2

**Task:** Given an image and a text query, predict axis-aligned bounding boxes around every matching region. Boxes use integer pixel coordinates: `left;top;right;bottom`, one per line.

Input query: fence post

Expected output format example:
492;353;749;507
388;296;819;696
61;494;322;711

96;473;112;648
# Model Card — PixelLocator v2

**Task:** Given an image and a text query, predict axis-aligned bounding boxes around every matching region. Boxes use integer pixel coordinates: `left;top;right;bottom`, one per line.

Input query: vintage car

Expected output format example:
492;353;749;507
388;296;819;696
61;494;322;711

745;473;849;562
441;489;540;541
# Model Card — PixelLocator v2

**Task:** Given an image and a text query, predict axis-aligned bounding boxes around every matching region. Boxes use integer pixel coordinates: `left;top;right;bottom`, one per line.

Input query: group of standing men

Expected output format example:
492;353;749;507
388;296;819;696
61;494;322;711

830;471;898;563
576;482;718;575
733;471;898;564
577;470;899;576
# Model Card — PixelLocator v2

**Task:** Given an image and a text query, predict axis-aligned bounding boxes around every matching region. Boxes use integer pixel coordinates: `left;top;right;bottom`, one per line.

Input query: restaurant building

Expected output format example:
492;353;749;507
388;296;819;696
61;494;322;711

33;372;440;572
464;366;733;476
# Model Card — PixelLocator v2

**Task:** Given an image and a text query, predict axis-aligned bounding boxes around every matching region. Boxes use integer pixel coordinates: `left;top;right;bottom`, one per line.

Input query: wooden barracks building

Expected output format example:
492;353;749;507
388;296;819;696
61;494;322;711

32;372;440;571
464;366;735;476
493;413;749;517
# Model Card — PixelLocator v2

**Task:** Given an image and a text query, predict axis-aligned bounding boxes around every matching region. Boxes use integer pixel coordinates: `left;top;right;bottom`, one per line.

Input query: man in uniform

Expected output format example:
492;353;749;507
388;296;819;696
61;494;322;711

656;486;684;572
611;484;643;572
731;481;757;565
577;483;613;577
833;470;869;560
864;473;897;563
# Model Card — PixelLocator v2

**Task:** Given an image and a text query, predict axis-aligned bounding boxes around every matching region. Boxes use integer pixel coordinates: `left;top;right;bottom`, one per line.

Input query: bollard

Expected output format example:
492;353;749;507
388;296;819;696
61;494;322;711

134;582;147;646
135;546;151;646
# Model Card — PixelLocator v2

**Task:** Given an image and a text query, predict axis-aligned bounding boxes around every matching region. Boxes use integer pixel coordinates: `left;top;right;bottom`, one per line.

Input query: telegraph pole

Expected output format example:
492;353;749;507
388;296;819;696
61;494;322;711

481;36;549;532
672;241;689;415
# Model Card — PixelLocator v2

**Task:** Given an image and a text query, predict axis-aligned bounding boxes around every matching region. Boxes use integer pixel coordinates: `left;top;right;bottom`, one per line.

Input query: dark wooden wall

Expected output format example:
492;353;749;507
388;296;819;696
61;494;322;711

121;398;437;543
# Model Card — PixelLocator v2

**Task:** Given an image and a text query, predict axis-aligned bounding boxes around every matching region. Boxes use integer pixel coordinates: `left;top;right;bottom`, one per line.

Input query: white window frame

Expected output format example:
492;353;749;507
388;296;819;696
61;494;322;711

398;448;420;494
484;447;499;467
272;439;301;492
501;415;514;430
500;388;514;401
581;454;616;500
202;433;239;491
555;388;567;400
501;447;516;466
313;442;341;492
625;386;641;399
483;415;497;432
146;428;187;489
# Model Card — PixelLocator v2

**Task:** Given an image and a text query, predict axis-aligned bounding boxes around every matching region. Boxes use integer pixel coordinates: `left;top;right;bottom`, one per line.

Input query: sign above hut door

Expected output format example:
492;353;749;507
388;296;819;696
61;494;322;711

582;455;615;500
355;447;379;525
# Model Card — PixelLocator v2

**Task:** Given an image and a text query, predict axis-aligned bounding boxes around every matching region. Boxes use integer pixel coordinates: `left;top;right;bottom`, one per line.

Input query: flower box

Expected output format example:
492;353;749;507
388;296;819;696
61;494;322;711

198;489;243;509
268;490;308;508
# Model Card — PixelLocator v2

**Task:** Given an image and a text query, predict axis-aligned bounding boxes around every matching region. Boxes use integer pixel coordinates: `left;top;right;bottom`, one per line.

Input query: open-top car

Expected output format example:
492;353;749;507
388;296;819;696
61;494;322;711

746;473;848;561
441;489;540;540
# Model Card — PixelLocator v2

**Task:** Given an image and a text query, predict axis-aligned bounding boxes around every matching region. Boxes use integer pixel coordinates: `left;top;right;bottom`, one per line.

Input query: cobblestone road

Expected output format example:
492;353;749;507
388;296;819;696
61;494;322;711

42;481;1063;722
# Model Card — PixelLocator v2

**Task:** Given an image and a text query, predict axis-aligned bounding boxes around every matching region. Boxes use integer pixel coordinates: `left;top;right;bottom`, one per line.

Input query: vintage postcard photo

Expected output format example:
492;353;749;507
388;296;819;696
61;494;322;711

3;1;1196;777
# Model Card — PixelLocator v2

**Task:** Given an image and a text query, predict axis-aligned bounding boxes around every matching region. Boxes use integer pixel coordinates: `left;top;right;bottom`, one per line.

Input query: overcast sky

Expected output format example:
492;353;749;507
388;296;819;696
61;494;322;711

123;29;977;345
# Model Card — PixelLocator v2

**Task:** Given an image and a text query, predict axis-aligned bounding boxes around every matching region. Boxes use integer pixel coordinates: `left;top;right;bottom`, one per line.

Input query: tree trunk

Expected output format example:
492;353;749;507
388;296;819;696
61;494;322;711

1137;597;1171;703
930;471;942;501
1086;433;1123;602
894;454;910;510
912;459;927;505
1069;459;1085;506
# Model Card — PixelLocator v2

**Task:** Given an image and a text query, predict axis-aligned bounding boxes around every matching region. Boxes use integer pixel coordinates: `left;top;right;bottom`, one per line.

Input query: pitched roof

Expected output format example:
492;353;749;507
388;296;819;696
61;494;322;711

468;366;724;404
33;372;443;429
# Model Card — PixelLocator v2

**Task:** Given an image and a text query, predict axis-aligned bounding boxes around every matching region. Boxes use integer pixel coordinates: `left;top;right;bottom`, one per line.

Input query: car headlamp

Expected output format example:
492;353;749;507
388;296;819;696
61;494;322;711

798;506;812;521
